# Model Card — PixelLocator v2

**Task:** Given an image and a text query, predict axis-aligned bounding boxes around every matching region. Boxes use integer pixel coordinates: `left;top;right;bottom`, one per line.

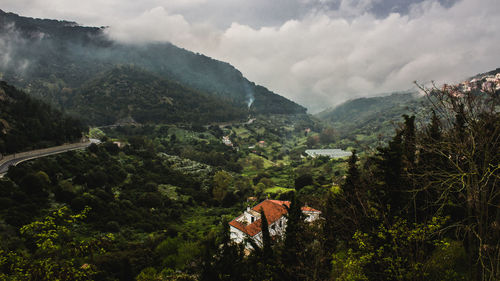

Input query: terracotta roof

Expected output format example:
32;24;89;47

229;199;320;237
229;199;289;237
301;206;321;213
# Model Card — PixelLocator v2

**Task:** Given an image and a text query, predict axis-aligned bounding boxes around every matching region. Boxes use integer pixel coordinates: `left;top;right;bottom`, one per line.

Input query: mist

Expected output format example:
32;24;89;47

2;0;500;112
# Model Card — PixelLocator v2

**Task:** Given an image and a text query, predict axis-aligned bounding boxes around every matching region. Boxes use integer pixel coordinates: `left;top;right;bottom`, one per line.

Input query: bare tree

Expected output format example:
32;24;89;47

416;82;500;281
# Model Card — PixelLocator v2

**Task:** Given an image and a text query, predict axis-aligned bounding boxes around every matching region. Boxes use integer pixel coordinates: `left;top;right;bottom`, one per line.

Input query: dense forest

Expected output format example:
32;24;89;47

0;80;498;280
0;81;85;154
63;65;248;126
197;80;500;281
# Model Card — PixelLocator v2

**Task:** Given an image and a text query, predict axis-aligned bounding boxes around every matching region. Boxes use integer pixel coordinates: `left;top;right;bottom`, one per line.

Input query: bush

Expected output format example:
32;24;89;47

106;221;120;232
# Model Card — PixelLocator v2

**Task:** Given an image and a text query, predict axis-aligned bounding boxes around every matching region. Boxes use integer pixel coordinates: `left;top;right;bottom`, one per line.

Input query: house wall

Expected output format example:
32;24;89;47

230;225;246;244
303;211;321;222
237;209;260;225
230;208;320;249
269;216;287;237
231;215;288;249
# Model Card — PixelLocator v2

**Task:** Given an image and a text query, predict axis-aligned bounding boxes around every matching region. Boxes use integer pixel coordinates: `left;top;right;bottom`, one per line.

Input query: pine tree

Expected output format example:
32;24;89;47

402;114;416;165
414;110;443;220
201;222;244;281
281;195;305;281
321;191;338;278
260;208;273;262
374;130;405;218
427;110;441;142
454;102;466;142
323;191;337;256
344;150;360;196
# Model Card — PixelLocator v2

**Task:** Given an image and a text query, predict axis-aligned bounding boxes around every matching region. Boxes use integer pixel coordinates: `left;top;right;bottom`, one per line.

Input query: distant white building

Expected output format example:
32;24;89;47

229;199;321;249
222;136;233;146
305;149;352;159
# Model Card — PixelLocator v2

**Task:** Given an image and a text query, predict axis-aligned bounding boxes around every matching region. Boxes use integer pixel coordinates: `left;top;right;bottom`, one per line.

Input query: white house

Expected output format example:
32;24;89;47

229;199;321;248
222;136;233;146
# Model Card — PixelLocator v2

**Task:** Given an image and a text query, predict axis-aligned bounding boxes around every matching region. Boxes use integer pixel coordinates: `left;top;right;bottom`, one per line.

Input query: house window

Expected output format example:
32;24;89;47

279;220;282;227
251;216;254;223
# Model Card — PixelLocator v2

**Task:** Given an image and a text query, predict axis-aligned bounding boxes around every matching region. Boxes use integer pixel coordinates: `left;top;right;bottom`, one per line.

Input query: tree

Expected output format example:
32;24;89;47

417;82;500;280
322;191;338;272
281;195;305;281
294;174;313;190
344;150;360;196
1;206;113;280
306;135;320;148
402;115;416;165
260;209;273;262
373;130;408;219
212;171;232;203
319;127;336;144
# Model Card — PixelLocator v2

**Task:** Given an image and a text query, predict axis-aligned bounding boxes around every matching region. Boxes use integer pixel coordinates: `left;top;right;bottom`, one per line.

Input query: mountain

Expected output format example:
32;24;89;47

317;91;427;147
318;65;500;149
0;81;85;154
0;10;306;123
63;65;247;125
470;67;500;80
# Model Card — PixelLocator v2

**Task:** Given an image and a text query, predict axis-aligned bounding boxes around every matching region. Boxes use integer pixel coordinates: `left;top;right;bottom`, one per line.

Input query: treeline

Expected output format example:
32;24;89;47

0;81;85;154
200;85;499;280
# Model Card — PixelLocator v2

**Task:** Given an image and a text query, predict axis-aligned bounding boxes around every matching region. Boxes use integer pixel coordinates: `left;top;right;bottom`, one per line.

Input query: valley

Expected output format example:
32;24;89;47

0;8;499;281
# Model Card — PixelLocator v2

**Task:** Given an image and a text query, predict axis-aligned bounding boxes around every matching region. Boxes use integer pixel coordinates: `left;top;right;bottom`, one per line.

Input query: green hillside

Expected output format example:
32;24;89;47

0;81;85;154
317;92;427;148
62;65;247;125
0;10;306;117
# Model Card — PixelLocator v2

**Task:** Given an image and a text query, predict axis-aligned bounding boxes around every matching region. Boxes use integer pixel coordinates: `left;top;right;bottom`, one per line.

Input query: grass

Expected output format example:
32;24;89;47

264;186;295;194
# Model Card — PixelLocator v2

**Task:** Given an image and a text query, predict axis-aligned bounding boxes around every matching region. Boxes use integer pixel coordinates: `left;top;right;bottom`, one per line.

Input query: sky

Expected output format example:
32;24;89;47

2;0;500;113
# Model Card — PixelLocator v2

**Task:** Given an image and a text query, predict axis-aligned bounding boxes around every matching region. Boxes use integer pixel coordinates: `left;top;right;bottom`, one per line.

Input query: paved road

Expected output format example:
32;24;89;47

0;139;100;175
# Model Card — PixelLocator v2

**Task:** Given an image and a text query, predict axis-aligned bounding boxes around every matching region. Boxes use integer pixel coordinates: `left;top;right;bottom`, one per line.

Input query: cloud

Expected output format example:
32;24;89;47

178;0;498;112
0;23;30;75
2;0;500;112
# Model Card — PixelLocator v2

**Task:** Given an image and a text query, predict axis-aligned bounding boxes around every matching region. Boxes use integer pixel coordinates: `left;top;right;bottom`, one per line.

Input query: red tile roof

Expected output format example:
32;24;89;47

229;199;320;237
301;206;321;212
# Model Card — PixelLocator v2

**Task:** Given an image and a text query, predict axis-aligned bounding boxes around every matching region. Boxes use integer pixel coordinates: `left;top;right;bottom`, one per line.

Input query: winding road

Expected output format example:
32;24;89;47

0;139;100;175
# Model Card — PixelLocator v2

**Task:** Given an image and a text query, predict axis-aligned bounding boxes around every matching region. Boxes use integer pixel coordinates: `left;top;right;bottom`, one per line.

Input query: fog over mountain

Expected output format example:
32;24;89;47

2;0;500;112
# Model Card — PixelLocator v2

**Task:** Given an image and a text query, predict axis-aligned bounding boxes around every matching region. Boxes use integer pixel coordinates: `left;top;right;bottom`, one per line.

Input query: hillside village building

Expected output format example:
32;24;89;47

229;199;321;248
305;149;352;159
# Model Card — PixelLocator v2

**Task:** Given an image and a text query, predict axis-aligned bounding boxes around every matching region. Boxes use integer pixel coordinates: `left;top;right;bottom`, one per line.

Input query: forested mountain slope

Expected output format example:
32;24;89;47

0;81;85;154
316;92;427;147
63;65;248;125
0;10;306;121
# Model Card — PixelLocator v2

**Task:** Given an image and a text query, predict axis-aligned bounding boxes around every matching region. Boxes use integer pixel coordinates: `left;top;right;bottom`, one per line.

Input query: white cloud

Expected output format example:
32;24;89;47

198;0;500;112
2;0;499;112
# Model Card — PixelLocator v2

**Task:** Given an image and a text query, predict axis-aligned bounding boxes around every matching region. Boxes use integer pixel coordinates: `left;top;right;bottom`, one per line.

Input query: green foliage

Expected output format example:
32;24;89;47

1;206;114;280
65;66;248;126
212;171;232;203
334;217;451;281
331;249;371;281
156;237;201;270
0;82;85;154
317;92;425;149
